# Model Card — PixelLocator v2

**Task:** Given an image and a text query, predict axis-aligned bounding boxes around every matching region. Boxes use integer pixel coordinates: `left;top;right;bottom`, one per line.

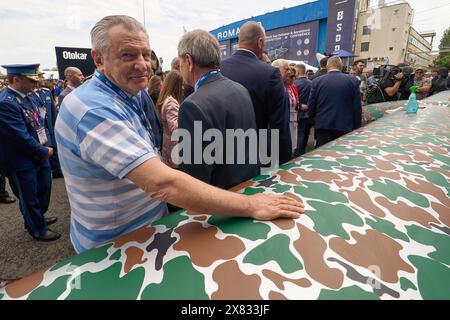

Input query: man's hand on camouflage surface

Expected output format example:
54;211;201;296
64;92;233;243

247;194;304;220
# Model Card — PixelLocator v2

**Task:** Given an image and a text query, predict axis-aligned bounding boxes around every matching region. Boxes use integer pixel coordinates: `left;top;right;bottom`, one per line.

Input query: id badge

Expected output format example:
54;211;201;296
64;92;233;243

39;106;47;119
37;127;48;145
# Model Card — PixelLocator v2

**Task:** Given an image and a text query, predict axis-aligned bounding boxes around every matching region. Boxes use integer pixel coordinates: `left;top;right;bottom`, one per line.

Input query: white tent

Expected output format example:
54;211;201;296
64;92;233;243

287;60;318;72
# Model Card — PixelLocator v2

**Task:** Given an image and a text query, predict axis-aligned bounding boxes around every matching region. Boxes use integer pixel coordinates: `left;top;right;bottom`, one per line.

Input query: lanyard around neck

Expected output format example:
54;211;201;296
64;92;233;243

95;70;155;145
194;70;219;91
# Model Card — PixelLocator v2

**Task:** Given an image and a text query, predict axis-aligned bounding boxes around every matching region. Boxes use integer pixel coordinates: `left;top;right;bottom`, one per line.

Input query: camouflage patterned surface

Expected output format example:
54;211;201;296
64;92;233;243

1;100;449;300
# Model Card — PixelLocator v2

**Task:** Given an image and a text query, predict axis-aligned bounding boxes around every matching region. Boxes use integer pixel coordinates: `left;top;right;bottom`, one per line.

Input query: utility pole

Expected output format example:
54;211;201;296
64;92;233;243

142;0;146;29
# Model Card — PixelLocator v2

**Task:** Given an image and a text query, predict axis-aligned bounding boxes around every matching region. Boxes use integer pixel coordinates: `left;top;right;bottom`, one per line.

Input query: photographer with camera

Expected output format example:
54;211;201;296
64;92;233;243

379;66;405;102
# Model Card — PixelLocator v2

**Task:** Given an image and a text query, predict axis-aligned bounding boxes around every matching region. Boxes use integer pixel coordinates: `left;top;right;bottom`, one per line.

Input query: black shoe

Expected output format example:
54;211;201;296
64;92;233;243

0;196;16;204
52;172;64;179
24;217;58;229
34;229;61;242
45;217;58;226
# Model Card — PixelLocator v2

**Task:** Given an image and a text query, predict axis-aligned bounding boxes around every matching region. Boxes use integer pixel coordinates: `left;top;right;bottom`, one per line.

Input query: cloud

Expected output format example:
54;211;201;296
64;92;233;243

1;0;446;73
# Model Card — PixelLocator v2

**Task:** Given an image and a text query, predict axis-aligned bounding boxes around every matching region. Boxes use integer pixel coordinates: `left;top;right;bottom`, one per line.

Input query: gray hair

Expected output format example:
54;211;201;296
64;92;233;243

327;56;343;70
64;67;78;78
178;29;221;69
271;59;289;68
239;21;265;44
91;15;149;54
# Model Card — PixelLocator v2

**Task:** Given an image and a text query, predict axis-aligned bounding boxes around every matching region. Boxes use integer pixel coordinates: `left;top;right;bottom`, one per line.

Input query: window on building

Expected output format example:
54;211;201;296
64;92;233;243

361;42;370;52
392;28;396;31
389;47;393;51
363;26;371;35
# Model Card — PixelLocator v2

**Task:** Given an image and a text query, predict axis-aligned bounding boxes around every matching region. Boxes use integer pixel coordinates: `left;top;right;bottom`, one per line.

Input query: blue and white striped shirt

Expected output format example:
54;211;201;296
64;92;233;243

55;74;168;253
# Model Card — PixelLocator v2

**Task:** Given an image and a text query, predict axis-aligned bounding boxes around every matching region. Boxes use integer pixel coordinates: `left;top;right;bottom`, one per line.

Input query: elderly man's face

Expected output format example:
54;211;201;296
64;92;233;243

279;63;290;82
97;24;152;96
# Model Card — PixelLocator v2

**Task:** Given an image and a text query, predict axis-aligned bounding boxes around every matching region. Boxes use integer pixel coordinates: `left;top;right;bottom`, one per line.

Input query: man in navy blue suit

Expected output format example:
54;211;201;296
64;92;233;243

294;64;313;156
34;71;63;178
307;56;362;148
220;21;291;166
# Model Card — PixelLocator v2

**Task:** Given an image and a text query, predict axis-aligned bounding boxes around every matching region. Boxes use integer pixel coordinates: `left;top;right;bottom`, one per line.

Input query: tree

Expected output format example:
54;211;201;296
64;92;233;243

433;27;450;69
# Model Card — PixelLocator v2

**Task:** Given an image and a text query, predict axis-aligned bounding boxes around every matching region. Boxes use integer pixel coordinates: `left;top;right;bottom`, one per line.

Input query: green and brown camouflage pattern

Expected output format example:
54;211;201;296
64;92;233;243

1;100;449;300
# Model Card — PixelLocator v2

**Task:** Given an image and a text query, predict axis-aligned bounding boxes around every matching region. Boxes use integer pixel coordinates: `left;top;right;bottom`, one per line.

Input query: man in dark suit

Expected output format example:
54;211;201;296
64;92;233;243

34;71;63;178
57;67;84;106
140;89;163;152
220;21;291;166
307;56;362;148
294;64;313;156
177;30;259;190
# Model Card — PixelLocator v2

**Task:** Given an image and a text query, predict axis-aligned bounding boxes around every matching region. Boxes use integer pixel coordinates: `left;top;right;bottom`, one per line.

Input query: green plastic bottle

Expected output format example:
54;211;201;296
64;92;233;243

406;86;419;114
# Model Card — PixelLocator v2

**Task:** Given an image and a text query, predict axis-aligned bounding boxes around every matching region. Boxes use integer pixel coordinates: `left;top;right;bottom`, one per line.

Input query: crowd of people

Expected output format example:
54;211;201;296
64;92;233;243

0;14;448;253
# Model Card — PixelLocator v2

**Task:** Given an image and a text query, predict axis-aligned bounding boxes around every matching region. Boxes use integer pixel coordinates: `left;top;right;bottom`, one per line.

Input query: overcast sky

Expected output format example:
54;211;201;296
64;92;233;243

0;0;449;72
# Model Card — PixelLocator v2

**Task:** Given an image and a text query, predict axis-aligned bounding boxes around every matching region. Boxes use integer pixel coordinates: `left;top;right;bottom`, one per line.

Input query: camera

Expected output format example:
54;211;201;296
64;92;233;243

380;65;414;82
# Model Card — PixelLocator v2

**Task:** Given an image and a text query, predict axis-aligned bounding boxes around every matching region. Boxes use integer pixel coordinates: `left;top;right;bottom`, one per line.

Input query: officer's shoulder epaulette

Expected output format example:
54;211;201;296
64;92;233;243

0;94;15;103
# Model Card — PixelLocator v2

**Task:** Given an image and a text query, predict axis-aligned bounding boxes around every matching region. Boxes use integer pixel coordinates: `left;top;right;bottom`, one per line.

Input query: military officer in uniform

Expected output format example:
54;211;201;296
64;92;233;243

33;70;63;178
0;64;60;241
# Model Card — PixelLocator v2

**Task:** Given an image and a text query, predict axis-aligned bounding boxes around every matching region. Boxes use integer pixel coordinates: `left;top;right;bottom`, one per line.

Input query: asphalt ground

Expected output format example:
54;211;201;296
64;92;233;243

0;177;75;286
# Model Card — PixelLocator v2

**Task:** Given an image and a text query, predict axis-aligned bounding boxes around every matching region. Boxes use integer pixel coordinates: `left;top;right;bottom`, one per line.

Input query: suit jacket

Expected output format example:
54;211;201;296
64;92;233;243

311;68;327;80
221;49;292;164
140;90;163;150
0;88;50;172
294;77;312;120
307;71;362;132
57;86;73;106
178;73;259;190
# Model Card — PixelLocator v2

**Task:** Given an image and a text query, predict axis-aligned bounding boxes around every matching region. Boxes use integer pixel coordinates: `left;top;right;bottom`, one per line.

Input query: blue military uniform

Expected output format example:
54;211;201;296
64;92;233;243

0;64;59;241
33;80;63;177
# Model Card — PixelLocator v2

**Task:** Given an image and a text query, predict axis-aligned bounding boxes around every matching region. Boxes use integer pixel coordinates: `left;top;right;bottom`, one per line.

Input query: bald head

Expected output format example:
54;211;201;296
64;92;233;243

238;21;265;58
326;56;343;71
64;67;84;88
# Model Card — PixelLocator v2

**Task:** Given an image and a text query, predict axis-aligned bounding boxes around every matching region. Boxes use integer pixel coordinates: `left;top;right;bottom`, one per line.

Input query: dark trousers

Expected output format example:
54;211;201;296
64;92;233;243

7;162;52;238
49;135;62;176
49;152;62;176
315;129;347;148
295;118;314;156
0;171;10;199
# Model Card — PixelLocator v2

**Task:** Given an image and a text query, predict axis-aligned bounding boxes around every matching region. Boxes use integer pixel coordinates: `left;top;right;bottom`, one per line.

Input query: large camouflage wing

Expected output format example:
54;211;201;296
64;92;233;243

1;100;449;300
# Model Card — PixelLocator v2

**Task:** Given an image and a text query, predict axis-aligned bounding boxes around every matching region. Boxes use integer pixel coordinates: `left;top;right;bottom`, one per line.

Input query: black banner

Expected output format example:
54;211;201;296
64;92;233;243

55;47;96;80
326;0;357;54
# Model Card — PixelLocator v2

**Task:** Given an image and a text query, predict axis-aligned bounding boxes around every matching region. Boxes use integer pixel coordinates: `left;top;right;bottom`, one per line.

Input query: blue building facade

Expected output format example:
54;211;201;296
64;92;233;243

210;0;358;66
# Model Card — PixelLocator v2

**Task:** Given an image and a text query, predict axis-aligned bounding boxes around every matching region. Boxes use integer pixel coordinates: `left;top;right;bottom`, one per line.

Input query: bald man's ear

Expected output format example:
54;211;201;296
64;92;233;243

91;49;104;70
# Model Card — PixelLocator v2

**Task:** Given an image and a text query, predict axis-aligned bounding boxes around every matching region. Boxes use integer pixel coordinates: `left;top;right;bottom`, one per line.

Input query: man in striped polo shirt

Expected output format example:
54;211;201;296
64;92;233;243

55;15;304;253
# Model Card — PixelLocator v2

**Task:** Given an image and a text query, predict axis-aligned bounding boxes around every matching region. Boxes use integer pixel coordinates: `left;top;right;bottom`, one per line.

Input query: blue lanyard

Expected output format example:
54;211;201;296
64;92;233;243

95;70;155;146
194;70;219;91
